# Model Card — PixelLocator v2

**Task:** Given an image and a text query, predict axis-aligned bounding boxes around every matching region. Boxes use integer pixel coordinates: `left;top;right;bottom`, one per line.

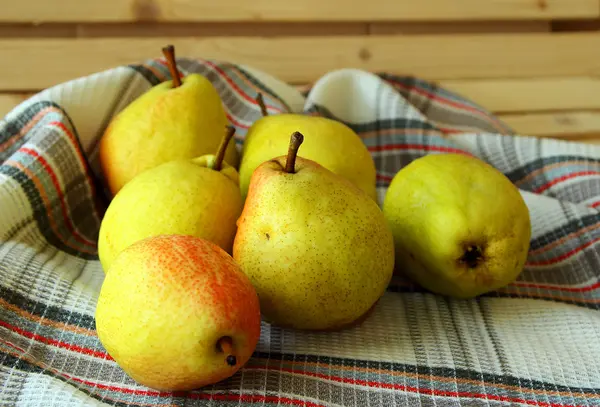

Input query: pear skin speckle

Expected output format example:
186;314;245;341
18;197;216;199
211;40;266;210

95;235;261;391
233;156;395;331
382;153;531;298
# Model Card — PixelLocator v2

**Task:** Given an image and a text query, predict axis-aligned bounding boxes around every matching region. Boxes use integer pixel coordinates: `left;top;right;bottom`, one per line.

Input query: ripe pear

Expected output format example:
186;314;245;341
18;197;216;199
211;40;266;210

99;45;239;196
95;234;261;391
233;132;394;331
238;94;376;201
98;126;242;273
382;153;531;299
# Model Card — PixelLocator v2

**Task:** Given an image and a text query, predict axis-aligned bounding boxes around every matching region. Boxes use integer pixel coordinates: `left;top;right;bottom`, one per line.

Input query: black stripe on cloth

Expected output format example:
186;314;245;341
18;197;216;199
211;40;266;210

127;63;163;86
1;100;109;212
386;285;600;311
529;213;599;252
1;102;63;163
0;352;136;407
251;351;600;396
0;285;96;330
0;165;98;260
504;155;600;184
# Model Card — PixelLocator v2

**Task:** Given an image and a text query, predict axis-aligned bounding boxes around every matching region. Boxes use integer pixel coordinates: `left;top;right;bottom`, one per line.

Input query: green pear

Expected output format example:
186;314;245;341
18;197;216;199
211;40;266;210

382;153;531;299
95;234;262;391
233;132;394;331
98;126;243;273
238;94;377;201
99;45;239;196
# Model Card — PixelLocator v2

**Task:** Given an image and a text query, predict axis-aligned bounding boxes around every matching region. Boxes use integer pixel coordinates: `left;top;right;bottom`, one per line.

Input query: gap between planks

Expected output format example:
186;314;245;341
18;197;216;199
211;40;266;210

0;20;559;39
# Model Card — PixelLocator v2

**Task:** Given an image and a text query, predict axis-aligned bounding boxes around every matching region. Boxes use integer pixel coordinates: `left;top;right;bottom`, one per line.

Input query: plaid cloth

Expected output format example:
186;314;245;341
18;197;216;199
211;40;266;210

1;57;600;407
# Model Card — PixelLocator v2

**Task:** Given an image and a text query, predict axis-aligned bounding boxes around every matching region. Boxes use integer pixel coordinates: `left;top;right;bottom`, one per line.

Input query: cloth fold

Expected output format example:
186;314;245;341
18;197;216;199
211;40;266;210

1;57;599;407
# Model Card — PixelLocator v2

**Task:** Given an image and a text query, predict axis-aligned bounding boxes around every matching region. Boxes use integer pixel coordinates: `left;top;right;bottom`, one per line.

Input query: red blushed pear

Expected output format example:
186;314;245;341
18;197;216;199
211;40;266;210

99;44;239;197
233;132;395;331
95;234;261;391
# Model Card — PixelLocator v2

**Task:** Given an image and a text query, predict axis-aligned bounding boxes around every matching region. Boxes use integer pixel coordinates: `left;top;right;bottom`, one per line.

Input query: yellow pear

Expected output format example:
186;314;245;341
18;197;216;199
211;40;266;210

382;153;531;298
99;45;239;196
233;132;394;330
95;234;262;391
98;127;242;273
238;94;376;201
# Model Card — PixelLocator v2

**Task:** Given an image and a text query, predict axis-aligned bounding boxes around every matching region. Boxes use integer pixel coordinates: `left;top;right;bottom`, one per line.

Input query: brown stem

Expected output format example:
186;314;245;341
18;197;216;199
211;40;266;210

216;336;237;367
213;126;236;171
285;132;304;174
161;45;182;88
256;93;268;117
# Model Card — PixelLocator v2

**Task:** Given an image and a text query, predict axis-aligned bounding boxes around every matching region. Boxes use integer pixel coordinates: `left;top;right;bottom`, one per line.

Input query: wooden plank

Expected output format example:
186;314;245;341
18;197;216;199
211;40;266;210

0;93;32;117
76;22;369;37
0;0;597;22
442;77;600;113
1;33;600;90
500;111;600;138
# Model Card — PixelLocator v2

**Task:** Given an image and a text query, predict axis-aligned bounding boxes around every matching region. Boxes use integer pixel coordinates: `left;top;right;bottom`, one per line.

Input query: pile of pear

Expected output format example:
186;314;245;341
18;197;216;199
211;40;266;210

94;45;532;392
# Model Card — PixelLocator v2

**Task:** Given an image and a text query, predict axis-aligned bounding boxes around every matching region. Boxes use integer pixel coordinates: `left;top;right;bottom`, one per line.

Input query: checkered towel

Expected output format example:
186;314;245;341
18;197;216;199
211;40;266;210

1;57;599;407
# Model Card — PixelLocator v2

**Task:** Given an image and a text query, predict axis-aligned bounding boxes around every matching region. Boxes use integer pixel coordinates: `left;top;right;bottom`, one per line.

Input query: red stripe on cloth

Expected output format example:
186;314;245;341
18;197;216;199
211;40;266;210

367;144;470;155
0;107;56;154
384;80;508;134
260;367;579;407
0;320;111;360
20;147;96;248
202;59;283;115
512;280;600;293
63;369;326;406
527;236;600;267
189;393;326;406
47;120;104;217
590;200;600;208
534;171;600;193
226;112;250;129
377;174;393;182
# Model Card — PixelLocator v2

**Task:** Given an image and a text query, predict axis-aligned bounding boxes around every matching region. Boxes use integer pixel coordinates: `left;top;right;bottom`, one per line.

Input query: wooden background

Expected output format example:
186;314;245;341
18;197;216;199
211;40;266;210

2;0;600;144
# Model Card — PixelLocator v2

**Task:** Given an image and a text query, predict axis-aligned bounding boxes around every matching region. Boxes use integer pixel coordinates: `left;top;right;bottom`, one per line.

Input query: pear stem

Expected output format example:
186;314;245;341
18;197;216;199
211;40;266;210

213;126;236;171
256;93;268;117
285;132;304;174
217;336;237;367
161;45;182;88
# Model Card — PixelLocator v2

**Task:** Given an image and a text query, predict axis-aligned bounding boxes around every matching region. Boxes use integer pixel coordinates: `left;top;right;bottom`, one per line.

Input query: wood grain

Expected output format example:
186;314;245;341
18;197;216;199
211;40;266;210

0;93;31;117
0;0;597;22
1;33;600;90
442;77;600;113
500;111;600;138
76;22;369;37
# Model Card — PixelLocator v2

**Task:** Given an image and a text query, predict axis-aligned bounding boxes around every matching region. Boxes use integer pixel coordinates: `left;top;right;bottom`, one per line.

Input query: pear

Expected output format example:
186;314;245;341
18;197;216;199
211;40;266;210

99;45;239;196
382;153;531;299
95;234;261;391
238;94;376;201
233;132;394;331
98;126;242;273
